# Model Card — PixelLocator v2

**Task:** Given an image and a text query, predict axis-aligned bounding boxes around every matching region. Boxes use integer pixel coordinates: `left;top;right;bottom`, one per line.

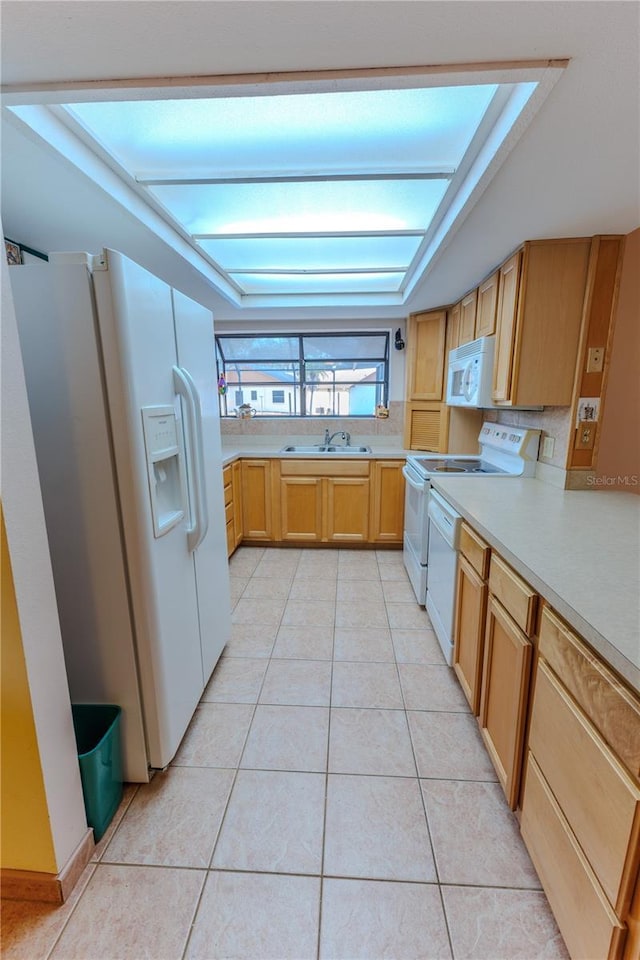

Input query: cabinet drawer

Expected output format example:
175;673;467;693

539;605;640;780
529;660;640;913
225;501;233;525
223;482;233;506
225;518;234;556
521;754;626;960
488;553;537;636
459;522;490;578
279;459;369;478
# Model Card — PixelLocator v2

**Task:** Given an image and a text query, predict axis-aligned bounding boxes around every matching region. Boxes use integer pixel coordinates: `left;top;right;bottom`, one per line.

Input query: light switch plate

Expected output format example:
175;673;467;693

542;436;555;459
586;347;604;373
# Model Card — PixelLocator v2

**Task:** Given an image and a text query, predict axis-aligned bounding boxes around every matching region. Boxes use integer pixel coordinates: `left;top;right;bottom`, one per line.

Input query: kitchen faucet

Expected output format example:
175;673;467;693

325;430;351;447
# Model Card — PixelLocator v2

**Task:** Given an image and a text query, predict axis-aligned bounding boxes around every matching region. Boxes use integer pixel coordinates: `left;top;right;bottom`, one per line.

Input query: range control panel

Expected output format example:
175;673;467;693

479;423;541;461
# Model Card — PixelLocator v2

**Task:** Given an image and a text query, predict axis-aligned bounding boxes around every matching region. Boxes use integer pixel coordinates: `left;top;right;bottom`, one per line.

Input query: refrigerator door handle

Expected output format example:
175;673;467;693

173;365;209;551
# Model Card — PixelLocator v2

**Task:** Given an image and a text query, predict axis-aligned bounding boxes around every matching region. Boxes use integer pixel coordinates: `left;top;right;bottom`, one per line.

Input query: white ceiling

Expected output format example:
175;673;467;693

1;1;639;323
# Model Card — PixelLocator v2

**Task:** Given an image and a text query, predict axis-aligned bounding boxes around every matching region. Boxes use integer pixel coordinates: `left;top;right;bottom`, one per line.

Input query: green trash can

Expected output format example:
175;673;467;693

72;704;123;842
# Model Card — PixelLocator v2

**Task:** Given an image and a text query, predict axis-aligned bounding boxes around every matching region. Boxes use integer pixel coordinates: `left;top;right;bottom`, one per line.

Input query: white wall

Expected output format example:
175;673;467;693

1;231;88;870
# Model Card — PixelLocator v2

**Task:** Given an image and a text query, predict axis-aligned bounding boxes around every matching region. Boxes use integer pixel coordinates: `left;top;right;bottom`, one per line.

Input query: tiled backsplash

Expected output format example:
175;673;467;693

485;407;573;469
220;401;405;439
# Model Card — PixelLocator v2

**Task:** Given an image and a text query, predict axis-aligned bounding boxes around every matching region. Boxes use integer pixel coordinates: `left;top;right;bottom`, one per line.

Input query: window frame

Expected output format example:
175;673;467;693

216;331;389;418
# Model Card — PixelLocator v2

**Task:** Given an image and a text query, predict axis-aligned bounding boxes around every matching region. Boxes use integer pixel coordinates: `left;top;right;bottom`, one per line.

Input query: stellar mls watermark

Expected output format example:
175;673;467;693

587;474;639;486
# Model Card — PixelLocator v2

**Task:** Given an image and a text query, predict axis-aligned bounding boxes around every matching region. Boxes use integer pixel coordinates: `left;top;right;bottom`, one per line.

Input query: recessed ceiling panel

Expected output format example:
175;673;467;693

23;68;550;304
196;234;423;271
148;179;450;235
232;271;405;294
65;84;498;177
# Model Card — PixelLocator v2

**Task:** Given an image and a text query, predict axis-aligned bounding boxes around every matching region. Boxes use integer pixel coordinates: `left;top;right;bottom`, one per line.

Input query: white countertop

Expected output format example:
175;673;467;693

220;438;412;466
430;477;640;693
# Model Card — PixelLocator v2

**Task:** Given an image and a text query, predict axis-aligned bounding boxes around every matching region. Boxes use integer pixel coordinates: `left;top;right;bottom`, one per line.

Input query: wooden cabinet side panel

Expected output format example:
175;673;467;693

492;252;521;403
232;461;243;546
521;754;626;960
479;596;532;809
370;461;405;542
453;555;488;715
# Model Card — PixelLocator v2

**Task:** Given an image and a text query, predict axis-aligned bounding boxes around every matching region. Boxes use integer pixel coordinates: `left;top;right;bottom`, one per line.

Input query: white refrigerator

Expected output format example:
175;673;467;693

10;249;231;781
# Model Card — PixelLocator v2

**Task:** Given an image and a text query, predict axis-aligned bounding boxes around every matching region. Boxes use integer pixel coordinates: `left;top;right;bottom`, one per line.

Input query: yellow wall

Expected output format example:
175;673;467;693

1;503;57;873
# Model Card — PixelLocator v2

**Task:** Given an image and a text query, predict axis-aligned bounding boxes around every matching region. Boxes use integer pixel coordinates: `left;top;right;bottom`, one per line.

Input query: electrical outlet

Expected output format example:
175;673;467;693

575;424;596;450
586;347;604;374
542;436;555;459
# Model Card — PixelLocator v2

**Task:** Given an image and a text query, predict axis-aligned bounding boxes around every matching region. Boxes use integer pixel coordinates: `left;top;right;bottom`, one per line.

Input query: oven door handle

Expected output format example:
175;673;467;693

402;465;426;492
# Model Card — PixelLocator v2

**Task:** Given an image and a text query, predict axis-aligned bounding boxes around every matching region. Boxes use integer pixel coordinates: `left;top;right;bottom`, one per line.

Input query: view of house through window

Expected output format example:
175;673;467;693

216;333;389;417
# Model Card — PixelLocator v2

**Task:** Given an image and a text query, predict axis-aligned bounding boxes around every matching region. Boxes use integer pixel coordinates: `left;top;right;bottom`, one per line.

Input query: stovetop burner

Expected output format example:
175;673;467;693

415;458;507;475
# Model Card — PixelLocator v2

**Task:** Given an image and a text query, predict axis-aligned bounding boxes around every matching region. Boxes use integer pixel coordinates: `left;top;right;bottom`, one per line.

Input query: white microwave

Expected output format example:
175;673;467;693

446;336;496;408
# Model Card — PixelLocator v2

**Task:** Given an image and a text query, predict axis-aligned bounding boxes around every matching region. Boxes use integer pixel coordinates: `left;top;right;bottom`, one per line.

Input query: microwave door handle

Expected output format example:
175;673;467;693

462;360;476;402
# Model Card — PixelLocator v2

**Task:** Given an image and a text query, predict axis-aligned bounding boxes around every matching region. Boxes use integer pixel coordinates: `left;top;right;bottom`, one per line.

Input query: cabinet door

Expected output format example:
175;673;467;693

370;461;405;542
476;271;499;338
403;402;450;452
459;290;478;345
453;554;488;715
326;478;370;542
241;459;272;540
232;460;243;547
492;251;522;403
447;302;461;352
406;310;447;401
280;477;322;541
479;593;532;809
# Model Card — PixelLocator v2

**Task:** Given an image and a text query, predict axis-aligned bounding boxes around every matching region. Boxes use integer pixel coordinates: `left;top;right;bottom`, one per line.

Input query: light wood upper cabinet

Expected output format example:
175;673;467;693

406;310;447;401
370;460;405;543
447;302;461;353
459;290;478;345
475;270;499;339
493;251;522;402
492;239;592;406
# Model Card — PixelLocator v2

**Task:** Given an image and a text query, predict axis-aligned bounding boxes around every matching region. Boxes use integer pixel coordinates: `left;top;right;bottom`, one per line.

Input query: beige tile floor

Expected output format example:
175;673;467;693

2;546;570;960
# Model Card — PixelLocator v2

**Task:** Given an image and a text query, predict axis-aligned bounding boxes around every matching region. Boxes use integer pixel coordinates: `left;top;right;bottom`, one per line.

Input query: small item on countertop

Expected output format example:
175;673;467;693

375;404;389;418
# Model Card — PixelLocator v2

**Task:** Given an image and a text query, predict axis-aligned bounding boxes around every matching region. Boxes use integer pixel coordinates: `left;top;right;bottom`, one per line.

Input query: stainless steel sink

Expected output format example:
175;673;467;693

326;445;371;453
280;444;371;454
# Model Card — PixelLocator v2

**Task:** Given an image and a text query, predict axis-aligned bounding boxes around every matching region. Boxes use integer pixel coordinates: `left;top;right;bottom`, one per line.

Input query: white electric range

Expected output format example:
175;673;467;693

402;423;541;607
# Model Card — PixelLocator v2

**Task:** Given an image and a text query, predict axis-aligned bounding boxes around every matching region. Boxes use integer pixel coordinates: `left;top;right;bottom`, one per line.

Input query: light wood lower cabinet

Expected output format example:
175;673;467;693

279;476;323;541
370;460;405;543
453;554;488;715
277;459;372;544
241;459;273;541
520;604;640;960
479;593;533;810
326;476;370;542
521;754;627;960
